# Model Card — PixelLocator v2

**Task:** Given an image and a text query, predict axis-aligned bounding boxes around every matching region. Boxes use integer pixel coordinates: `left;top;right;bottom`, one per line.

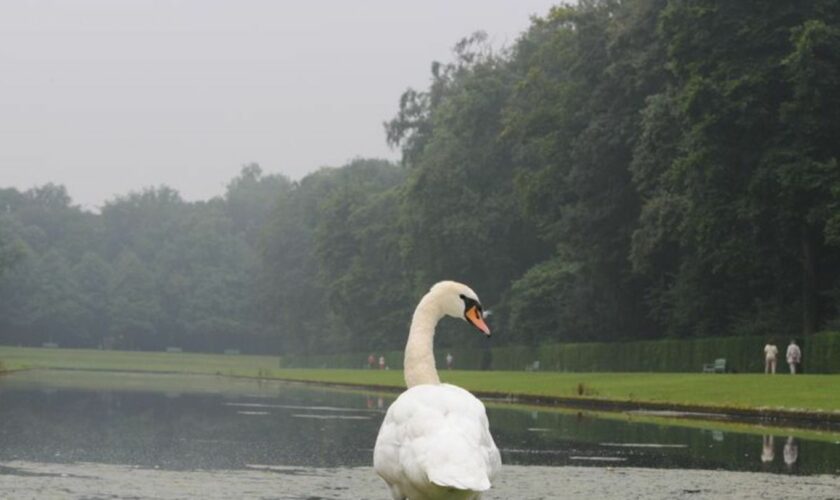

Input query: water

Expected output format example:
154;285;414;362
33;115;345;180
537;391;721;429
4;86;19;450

1;371;838;477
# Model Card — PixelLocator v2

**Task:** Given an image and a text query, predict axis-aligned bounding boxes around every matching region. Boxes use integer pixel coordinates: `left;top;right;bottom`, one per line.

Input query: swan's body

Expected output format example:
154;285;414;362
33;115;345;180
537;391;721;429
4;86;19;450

373;281;501;500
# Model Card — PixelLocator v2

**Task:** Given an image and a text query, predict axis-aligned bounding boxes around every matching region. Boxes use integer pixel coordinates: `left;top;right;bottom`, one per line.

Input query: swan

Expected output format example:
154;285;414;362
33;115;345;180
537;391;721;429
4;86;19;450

373;281;501;500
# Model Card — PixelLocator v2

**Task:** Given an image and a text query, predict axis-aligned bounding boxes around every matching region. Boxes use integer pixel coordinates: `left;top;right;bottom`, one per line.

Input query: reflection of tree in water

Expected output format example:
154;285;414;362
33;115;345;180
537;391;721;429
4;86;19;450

0;383;835;475
0;386;386;469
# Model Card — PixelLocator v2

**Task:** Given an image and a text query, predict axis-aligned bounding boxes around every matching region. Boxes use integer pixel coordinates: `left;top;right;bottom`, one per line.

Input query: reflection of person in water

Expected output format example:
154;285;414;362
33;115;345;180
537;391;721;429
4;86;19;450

784;436;799;467
761;435;775;463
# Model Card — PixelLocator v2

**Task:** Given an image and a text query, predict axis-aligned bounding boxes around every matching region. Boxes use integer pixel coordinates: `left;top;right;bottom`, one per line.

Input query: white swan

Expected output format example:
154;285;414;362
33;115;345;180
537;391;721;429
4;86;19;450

373;281;501;500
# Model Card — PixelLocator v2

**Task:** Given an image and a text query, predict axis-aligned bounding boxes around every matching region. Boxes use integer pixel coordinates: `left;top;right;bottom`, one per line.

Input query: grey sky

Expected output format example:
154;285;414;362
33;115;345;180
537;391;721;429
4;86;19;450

0;0;558;210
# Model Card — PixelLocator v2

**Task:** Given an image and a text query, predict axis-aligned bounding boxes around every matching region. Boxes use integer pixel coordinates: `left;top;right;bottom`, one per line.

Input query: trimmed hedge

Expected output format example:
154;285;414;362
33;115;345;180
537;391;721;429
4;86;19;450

806;331;840;374
279;332;840;374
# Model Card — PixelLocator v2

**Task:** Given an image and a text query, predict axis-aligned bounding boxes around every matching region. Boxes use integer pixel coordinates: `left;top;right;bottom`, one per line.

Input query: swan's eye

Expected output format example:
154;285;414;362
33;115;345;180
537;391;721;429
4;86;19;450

461;295;479;313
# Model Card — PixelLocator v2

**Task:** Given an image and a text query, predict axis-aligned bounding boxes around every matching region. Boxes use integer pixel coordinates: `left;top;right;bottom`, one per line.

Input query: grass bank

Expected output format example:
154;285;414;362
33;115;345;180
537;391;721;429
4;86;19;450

2;346;839;415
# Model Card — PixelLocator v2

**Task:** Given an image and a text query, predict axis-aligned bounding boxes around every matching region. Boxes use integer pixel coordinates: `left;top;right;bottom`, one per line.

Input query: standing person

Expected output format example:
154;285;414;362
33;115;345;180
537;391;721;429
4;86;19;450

379;355;386;370
367;353;376;369
764;341;778;374
786;340;802;374
446;352;454;370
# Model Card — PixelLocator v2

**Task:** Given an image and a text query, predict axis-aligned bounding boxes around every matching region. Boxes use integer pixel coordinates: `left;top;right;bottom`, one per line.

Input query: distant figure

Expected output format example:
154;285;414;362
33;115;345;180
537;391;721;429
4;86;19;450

784;436;798;467
761;435;775;463
764;341;778;374
446;352;454;370
378;355;385;370
367;353;376;369
786;340;801;375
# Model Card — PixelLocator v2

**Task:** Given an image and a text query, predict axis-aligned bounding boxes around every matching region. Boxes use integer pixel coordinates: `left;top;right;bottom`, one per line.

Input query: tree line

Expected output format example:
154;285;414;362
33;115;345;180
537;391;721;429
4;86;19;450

1;0;838;355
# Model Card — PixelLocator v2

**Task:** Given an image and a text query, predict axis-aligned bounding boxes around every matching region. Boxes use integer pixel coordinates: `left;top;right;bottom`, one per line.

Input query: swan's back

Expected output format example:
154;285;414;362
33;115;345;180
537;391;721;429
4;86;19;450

374;383;501;500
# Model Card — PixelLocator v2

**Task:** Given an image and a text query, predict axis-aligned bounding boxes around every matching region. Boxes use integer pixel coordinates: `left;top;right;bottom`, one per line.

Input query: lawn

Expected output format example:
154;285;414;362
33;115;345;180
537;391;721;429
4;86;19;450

0;345;281;376
2;346;839;413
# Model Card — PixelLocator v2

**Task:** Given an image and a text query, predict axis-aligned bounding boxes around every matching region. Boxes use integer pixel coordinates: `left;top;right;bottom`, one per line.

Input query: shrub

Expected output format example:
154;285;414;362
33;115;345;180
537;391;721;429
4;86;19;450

277;332;840;373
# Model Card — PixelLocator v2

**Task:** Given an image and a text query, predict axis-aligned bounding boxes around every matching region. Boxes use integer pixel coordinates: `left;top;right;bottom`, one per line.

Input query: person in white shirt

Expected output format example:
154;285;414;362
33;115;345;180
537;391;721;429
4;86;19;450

786;340;802;374
764;342;778;374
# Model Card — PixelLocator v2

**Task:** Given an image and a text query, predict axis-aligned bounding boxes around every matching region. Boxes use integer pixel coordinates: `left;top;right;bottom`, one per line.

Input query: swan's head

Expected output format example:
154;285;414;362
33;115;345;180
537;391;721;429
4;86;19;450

428;281;491;336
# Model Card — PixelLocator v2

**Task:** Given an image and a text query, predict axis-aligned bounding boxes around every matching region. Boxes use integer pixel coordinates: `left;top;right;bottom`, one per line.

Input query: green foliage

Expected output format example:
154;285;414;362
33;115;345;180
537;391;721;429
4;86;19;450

500;0;667;342
805;332;840;374
6;346;840;413
628;0;840;338
0;166;285;352
506;258;577;344
275;333;840;374
1;1;840;364
313;159;410;351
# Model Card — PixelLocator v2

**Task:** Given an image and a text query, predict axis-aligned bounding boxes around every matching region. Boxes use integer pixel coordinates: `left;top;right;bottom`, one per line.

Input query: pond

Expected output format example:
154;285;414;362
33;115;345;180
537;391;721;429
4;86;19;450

1;370;838;475
1;370;839;499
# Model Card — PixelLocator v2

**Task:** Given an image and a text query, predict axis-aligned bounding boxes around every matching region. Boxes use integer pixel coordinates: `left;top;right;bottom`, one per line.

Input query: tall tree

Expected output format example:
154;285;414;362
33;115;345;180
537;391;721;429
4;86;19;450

313;159;410;351
503;0;666;342
389;33;549;343
632;0;840;338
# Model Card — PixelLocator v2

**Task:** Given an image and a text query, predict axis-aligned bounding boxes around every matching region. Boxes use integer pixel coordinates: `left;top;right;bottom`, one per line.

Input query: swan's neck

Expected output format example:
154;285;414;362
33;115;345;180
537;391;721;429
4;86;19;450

404;294;443;388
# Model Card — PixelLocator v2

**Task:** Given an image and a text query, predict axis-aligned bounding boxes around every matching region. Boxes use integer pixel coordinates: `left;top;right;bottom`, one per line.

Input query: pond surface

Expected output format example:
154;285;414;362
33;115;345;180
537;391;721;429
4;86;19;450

1;370;838;477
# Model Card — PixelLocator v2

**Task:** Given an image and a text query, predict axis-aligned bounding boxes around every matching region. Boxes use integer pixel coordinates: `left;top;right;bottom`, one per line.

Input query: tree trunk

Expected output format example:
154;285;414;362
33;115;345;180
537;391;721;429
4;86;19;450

802;225;817;336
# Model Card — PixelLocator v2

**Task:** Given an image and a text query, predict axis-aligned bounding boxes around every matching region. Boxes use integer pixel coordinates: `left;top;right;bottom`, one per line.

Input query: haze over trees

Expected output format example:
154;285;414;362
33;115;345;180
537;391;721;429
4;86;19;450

1;0;838;355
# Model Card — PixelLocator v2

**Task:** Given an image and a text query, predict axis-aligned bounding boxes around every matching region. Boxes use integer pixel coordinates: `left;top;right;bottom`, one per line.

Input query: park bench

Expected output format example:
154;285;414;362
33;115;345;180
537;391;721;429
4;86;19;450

702;358;726;373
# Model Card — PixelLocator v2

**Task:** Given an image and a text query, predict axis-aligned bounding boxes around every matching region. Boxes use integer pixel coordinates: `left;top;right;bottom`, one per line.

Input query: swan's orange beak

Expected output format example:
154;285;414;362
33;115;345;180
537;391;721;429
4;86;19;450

466;305;491;336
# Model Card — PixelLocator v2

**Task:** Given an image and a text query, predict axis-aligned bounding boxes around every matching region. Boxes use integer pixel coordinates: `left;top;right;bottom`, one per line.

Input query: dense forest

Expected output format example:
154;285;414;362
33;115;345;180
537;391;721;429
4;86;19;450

1;0;839;355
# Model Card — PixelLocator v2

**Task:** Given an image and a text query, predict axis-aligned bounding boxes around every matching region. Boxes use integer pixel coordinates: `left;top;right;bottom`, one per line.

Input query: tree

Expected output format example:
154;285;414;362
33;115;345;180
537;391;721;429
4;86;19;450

224;163;293;243
108;251;161;350
632;0;840;338
503;0;666;342
313;159;410;351
776;12;840;334
390;33;549;344
72;252;113;347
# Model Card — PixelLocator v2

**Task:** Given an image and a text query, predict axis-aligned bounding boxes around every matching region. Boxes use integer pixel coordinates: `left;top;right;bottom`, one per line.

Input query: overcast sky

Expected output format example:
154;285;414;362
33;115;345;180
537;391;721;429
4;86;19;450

0;0;559;210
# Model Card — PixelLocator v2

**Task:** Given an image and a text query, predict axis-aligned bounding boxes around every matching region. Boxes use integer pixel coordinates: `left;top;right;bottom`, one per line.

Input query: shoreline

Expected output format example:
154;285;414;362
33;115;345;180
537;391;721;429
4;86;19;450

257;375;840;431
8;366;840;431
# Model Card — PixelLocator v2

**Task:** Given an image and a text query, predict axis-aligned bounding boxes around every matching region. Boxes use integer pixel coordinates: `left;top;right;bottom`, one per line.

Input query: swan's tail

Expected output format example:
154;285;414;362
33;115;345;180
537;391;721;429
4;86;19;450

427;457;492;492
429;471;490;492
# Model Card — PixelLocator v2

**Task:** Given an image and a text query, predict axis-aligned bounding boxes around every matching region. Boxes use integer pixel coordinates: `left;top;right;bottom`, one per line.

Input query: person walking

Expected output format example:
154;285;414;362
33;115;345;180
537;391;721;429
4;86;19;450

764;341;778;374
786;340;802;374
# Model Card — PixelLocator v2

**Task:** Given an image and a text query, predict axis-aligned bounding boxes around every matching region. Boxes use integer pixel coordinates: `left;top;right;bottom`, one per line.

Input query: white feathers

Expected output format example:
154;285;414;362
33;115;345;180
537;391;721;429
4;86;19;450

373;281;501;500
374;384;501;499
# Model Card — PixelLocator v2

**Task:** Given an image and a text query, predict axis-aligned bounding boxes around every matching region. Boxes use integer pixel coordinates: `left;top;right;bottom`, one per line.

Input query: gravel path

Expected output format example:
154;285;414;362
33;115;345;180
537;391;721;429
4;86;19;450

1;461;839;500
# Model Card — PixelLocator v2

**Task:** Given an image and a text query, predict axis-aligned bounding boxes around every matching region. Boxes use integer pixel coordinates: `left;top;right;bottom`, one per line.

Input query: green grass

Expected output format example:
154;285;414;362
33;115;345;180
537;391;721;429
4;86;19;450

266;369;840;413
2;346;839;413
0;346;282;377
493;399;840;444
